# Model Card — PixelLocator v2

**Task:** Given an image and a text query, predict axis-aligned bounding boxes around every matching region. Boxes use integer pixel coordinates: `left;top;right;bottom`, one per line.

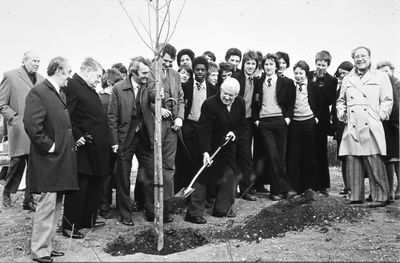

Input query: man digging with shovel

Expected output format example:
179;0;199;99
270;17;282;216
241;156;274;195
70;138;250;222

184;78;245;224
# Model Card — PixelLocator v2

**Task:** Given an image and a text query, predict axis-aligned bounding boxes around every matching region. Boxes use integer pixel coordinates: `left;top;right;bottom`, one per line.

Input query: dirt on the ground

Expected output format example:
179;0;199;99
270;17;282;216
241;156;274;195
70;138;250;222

1;167;399;262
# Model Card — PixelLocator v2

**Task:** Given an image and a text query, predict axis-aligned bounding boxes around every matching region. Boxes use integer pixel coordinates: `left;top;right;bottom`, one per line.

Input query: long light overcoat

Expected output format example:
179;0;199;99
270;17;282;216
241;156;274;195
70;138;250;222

23;79;78;193
336;69;393;156
0;67;44;157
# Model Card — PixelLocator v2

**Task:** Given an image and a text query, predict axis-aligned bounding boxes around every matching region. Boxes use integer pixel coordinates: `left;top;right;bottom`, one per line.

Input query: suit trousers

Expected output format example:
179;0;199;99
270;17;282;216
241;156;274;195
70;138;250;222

31;192;62;259
116;131;154;221
346;155;390;202
315;126;330;190
100;151;117;213
237;118;256;194
4;154;33;204
62;174;103;230
186;165;235;217
287;119;318;194
174;120;203;192
259;116;293;195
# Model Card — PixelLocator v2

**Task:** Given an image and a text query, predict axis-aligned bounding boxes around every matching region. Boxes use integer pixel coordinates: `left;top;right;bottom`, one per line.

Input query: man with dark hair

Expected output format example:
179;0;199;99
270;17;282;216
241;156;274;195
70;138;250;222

308;50;338;196
276;51;290;77
177;48;195;69
61;57;108;238
174;56;216;208
144;43;184;222
203;51;216;62
112;63;128;79
232;50;259;201
225;47;242;73
24;56;78;263
0;51;44;211
217;62;234;88
108;57;156;226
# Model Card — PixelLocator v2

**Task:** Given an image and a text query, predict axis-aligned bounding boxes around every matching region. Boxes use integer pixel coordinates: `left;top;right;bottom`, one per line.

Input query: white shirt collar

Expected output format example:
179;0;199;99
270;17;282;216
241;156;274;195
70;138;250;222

47;77;60;93
130;77;139;90
194;80;206;89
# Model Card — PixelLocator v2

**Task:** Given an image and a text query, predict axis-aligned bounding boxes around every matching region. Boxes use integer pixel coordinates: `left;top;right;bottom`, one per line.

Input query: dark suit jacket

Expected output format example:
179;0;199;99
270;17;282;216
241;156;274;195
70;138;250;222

24;79;78;193
197;93;245;184
252;73;296;120
63;73;110;176
182;79;217;120
308;71;337;133
108;76;155;150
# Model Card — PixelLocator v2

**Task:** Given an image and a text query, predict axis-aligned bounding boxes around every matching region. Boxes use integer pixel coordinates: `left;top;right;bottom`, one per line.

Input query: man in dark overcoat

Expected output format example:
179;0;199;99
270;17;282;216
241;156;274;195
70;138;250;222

24;57;78;263
61;57;109;237
185;77;245;224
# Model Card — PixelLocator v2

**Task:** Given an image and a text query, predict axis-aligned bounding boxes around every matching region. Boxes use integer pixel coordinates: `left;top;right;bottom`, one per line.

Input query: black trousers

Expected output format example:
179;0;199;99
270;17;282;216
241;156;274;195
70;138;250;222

174;120;203;193
62;173;103;230
286;119;318;194
186;165;235;217
99;151;117;213
4;154;33;205
259;116;293;195
253;127;270;190
237;118;256;194
314;126;330;190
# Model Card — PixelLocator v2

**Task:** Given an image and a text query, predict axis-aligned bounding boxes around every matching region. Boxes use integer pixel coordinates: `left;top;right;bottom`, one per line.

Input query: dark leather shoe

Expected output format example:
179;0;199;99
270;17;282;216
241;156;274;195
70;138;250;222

62;229;84;239
366;195;372;202
184;215;207;224
242;193;257;201
92;221;105;228
270;194;283;201
319;189;329;197
33;256;53;263
23;201;36;212
369;201;388;208
50;251;64;257
121;218;134;226
339;189;349;195
285;191;298;199
255;187;270;194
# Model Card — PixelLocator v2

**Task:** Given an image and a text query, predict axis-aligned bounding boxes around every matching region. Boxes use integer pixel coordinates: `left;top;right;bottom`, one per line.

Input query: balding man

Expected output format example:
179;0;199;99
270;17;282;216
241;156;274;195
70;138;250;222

0;51;44;211
185;78;245;224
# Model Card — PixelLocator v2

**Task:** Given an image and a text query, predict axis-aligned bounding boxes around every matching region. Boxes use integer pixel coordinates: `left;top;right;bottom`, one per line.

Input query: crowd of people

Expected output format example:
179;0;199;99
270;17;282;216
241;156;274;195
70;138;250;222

0;44;398;262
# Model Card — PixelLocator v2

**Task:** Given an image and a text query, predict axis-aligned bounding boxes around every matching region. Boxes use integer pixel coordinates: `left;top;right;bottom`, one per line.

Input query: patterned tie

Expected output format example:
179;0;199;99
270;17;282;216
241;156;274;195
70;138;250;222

248;76;254;86
267;78;272;87
195;82;202;90
297;83;304;92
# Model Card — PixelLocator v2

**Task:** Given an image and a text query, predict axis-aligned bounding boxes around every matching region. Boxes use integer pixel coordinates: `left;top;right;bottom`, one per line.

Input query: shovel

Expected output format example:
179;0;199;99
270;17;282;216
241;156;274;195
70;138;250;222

175;134;234;198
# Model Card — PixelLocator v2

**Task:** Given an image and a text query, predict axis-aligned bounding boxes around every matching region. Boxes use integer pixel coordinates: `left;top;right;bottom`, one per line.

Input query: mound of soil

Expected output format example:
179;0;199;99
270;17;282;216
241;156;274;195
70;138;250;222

104;227;209;256
105;190;368;256
214;189;368;242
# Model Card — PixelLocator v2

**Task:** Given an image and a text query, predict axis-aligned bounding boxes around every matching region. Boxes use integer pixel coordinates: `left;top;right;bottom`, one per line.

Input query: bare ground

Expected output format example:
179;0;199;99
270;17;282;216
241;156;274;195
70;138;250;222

0;167;399;262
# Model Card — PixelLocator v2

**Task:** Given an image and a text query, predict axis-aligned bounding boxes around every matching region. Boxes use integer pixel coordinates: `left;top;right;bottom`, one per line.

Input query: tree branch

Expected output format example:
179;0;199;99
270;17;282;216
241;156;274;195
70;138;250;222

166;0;187;44
118;0;155;52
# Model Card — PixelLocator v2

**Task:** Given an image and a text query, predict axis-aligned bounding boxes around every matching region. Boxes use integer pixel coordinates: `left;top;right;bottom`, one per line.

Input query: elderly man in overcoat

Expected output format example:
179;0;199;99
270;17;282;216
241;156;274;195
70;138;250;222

337;46;393;207
24;57;78;263
0;51;44;211
61;57;109;238
185;78;245;224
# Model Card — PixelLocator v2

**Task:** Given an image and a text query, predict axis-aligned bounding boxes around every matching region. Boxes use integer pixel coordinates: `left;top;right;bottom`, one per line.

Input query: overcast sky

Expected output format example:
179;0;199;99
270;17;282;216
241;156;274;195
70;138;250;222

1;0;399;77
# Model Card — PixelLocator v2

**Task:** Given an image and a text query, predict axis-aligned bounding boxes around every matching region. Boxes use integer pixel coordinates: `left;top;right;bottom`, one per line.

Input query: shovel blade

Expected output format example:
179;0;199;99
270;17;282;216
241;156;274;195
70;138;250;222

174;187;195;198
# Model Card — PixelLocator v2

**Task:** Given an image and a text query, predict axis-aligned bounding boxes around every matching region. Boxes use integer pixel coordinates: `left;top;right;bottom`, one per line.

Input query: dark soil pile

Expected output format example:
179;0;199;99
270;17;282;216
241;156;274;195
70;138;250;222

104;227;209;256
104;190;368;256
214;189;368;242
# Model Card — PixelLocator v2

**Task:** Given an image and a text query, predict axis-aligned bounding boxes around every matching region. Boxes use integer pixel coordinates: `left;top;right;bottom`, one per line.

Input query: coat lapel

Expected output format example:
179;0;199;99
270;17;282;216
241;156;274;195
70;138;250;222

44;79;67;107
17;67;33;88
216;93;233;122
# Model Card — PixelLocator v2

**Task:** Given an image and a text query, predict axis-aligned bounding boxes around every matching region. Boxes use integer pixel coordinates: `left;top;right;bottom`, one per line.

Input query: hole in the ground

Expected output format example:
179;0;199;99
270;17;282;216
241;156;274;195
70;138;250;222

104;227;209;256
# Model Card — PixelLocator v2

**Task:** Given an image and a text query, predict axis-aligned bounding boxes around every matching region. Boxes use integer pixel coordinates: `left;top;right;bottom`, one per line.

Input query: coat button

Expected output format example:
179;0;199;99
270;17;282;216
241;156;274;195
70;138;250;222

363;95;366;98
365;123;368;125
351;110;354;113
350;96;354;99
353;125;356;128
364;109;367;111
